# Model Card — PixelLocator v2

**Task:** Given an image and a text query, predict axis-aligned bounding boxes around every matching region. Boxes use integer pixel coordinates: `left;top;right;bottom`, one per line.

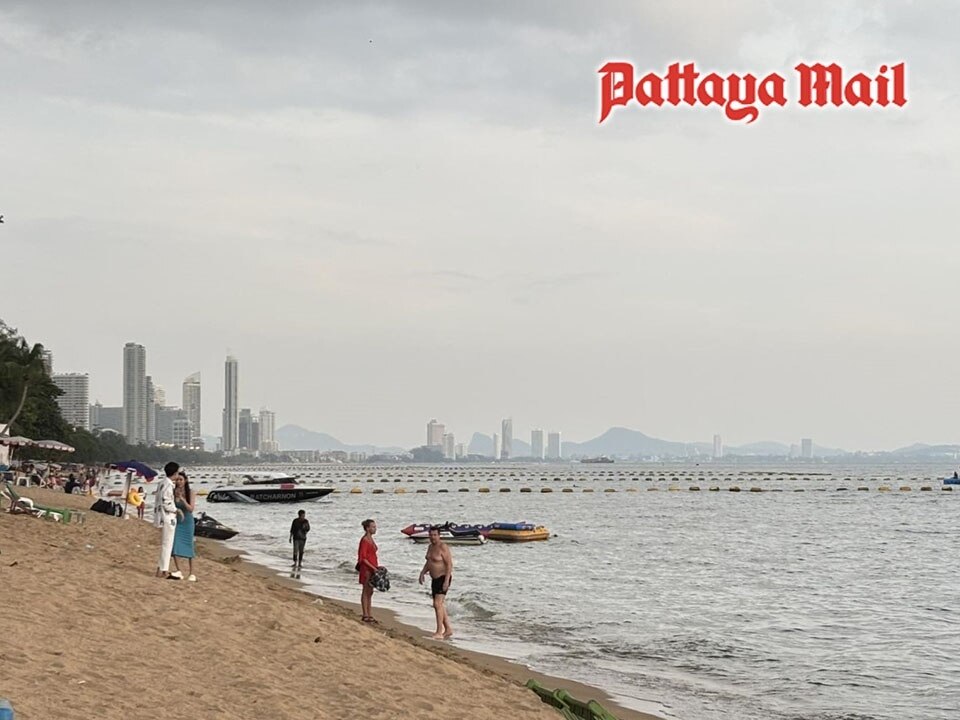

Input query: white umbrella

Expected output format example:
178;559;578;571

0;436;34;447
35;440;76;453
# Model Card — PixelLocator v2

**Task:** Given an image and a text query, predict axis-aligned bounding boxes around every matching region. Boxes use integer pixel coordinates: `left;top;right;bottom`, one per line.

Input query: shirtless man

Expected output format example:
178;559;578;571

418;526;454;639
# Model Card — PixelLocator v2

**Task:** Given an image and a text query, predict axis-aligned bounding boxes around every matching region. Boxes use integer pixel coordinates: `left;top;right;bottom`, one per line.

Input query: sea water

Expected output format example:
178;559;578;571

191;462;960;720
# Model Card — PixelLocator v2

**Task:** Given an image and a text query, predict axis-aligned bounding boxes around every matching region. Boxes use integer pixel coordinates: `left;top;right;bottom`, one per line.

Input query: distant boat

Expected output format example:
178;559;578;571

580;456;614;464
206;472;334;503
944;476;960;486
401;522;489;545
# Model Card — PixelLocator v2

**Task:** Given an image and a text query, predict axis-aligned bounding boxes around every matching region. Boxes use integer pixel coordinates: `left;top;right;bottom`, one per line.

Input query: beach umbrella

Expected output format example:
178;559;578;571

0;436;34;447
35;440;76;453
112;460;158;480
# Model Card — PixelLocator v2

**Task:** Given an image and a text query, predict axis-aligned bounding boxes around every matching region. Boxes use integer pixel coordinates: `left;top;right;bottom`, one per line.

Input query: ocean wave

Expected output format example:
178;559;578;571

452;592;498;621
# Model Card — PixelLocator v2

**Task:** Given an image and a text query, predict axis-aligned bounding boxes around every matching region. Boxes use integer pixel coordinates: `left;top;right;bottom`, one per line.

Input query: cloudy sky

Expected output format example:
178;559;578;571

2;1;957;450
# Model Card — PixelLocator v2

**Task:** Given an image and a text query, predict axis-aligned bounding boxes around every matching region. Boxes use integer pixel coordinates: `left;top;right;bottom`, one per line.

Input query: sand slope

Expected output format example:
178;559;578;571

1;488;562;720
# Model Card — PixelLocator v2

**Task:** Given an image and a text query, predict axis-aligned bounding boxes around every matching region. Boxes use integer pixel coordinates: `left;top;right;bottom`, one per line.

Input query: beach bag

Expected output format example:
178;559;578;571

370;567;391;592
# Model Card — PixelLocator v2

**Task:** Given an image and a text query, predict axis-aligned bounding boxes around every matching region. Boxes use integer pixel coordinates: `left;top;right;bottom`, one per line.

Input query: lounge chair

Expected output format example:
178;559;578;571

2;481;73;523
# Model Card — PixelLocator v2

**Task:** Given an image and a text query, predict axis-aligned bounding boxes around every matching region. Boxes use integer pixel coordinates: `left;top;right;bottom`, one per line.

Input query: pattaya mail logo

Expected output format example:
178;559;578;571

598;61;907;124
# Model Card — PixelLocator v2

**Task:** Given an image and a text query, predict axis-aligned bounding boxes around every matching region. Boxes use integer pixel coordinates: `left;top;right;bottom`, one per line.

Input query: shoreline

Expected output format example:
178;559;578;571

202;539;664;720
4;487;663;720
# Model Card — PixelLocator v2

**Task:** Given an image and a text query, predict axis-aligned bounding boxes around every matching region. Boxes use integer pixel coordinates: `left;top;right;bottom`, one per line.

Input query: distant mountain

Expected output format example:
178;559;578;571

276;425;404;454
890;443;960;457
561;427;695;458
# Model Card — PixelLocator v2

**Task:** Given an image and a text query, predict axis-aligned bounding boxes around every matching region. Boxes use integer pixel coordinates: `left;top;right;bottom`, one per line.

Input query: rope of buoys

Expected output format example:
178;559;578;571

541;488;553;493
900;486;911;491
478;487;490;493
583;488;594;493
458;488;470;492
730;487;741;492
562;488;574;493
750;487;763;492
372;489;384;494
604;488;616;493
878;486;891;492
416;489;428;493
520;488;532;493
394;488;405;494
858;487;869;491
499;488;510;493
689;486;700;491
920;486;932;491
350;487;362;494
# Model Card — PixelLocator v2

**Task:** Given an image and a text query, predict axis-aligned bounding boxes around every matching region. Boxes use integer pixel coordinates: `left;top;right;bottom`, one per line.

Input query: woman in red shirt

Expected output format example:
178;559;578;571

358;518;379;623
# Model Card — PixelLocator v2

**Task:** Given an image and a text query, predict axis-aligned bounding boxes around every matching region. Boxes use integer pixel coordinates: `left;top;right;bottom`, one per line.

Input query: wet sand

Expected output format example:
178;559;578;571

1;488;661;720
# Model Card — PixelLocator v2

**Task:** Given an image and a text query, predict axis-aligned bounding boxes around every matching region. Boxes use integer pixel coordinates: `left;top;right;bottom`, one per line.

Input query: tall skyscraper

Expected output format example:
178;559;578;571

442;432;456;460
239;408;260;450
52;373;89;430
259;409;277;453
500;418;512;460
222;355;239;452
547;431;561;460
531;429;545;460
122;343;147;445
427;419;445;447
172;418;193;447
492;433;501;460
713;434;723;459
41;349;53;375
145;375;156;446
153;385;166;407
801;438;813;459
182;372;202;447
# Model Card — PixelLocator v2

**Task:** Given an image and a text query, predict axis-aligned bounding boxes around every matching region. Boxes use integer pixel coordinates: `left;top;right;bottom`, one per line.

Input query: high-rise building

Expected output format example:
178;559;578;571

146;375;157;446
52;373;89;430
222;355;239;452
172;418;193;448
442;432;456;460
153;385;166;408
427;419;445;447
547;431;562;460
713;434;723;459
801;438;813;459
492;433;501;460
531;429;545;460
91;402;124;433
259;409;277;453
455;443;466;459
182;372;202;448
239;408;254;450
41;349;53;375
500;418;512;460
122;343;147;445
156;407;187;445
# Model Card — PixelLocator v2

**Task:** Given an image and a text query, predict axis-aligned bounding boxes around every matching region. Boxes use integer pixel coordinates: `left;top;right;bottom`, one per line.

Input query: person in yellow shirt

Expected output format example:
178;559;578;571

128;486;146;520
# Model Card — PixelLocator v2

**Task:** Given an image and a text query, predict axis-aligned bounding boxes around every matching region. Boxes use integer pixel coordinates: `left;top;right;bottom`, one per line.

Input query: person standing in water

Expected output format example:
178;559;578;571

357;519;379;623
418;525;454;639
289;510;310;568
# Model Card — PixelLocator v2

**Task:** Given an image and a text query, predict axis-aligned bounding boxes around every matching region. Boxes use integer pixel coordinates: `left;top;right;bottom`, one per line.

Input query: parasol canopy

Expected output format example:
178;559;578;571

112;460;158;480
0;436;35;447
35;440;76;452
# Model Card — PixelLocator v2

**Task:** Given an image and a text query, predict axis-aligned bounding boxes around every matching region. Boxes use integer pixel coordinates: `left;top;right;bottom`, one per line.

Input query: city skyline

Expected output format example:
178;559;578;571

3;3;957;450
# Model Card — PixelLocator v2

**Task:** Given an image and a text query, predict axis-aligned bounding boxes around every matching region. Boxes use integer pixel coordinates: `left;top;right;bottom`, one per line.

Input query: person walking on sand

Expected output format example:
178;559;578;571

357;519;379;623
419;525;454;639
154;462;179;579
171;471;197;582
289;509;310;568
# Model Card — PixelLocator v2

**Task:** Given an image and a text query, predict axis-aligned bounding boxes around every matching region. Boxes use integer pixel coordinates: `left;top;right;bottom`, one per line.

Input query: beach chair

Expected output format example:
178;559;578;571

2;481;72;523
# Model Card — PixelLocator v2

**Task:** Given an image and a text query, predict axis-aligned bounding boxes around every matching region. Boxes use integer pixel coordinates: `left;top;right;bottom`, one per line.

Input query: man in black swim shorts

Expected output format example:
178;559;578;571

419;526;454;639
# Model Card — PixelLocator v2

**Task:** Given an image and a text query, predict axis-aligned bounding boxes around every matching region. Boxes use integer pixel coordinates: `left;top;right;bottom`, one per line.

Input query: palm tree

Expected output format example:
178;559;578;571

0;337;48;436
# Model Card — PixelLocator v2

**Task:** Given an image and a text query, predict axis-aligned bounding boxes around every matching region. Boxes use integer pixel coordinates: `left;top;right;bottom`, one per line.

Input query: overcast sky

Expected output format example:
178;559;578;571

2;1;958;450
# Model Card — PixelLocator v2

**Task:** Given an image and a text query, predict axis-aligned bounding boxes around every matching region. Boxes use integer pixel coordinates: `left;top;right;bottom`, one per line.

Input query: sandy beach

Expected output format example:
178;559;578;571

2;488;659;720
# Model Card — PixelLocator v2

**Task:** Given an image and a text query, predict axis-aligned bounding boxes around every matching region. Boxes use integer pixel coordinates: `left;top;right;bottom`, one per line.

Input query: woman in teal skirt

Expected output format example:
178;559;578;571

172;472;197;582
